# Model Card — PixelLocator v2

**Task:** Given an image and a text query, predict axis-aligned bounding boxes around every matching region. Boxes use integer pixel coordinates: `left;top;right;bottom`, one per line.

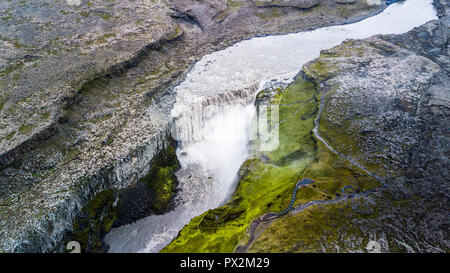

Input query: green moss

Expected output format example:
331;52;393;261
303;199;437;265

0;97;5;112
13;40;26;49
303;60;337;81
79;11;90;18
89;113;112;123
135;68;171;89
2;14;12;21
100;13;112;21
319;41;365;59
12;72;21;81
84;189;115;219
40;112;51;120
104;135;115;146
247;199;371;252
254;7;283;21
339;6;351;19
5;131;15;140
168;25;182;41
228;1;243;9
86;33;116;46
63;148;80;163
0;62;24;77
18;124;34;134
31;168;55;181
0;131;16;143
69;189;118;252
247;188;431;252
215;1;243;22
139;139;180;212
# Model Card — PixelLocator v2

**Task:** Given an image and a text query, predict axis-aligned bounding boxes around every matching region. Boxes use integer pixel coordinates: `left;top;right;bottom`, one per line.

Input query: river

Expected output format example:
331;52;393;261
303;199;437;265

104;0;437;253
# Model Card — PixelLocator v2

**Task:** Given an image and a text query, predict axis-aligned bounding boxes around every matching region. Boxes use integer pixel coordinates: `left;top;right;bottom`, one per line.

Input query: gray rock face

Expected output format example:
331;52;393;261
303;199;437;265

302;2;449;251
0;0;387;252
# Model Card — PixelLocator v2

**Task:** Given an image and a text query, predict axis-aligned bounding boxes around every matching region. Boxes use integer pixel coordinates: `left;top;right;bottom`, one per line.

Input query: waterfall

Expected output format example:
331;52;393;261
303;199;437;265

171;82;260;148
104;0;437;253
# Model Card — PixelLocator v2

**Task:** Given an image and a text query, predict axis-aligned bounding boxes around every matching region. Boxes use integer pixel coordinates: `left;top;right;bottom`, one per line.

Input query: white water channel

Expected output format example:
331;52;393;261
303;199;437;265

104;0;437;253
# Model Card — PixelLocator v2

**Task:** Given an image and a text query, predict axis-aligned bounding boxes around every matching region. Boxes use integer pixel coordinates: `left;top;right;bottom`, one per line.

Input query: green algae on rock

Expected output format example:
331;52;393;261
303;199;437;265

64;189;118;253
141;140;180;213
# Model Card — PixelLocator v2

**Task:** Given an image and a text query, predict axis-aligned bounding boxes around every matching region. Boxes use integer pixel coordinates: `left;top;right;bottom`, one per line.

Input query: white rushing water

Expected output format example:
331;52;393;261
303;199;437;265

105;0;437;253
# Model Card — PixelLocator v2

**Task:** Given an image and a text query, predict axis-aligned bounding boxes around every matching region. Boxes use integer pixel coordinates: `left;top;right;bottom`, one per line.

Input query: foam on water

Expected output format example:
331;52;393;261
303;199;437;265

104;0;437;253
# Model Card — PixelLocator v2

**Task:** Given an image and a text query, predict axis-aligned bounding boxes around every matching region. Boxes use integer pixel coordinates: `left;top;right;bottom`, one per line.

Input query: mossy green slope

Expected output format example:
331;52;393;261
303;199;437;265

162;75;379;253
247;198;373;252
139;140;180;213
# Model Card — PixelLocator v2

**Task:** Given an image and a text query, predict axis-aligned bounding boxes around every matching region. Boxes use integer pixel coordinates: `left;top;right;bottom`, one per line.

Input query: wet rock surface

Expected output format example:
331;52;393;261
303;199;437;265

0;0;388;252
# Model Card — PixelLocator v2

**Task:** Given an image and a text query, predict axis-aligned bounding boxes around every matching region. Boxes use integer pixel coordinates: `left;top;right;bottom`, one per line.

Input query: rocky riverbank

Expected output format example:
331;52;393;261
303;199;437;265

0;0;391;253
